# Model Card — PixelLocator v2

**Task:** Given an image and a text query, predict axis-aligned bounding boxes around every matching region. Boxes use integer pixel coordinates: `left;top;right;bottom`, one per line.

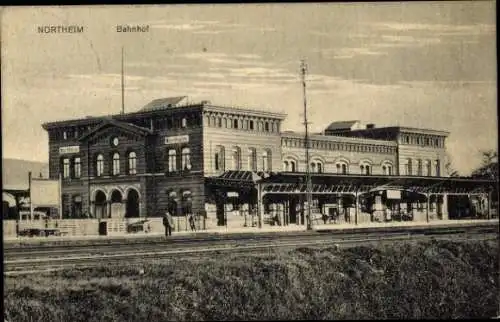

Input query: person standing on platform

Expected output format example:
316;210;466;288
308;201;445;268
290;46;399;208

163;211;173;237
188;213;196;231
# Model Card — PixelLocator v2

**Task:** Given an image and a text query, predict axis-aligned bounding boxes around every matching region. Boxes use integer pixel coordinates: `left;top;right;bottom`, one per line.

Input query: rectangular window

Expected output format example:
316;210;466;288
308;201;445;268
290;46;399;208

63;158;70;178
181;148;191;171
128;152;137;175
74;158;81;178
248;149;257;171
96;156;104;177
168;150;177;172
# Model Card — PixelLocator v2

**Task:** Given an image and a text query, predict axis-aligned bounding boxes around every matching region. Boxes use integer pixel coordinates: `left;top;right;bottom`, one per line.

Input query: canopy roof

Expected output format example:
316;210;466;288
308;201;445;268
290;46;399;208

205;171;275;190
260;172;497;194
205;171;496;195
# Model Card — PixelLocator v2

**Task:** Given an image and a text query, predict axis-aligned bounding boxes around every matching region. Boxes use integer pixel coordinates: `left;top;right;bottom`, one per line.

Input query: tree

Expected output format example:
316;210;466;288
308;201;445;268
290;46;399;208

444;153;460;177
445;161;460;177
471;150;498;180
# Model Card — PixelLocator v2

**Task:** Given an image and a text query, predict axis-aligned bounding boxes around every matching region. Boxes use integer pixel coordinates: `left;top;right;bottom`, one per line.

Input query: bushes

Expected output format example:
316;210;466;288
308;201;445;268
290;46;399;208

4;239;499;321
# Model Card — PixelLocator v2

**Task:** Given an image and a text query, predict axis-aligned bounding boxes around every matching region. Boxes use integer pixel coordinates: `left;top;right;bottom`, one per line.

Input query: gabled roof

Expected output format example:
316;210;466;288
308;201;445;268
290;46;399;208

325;120;360;131
139;96;188;112
78;118;153;141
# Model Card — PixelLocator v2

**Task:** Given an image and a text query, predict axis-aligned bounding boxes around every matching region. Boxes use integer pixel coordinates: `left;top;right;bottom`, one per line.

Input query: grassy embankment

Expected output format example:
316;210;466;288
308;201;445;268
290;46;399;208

4;239;499;321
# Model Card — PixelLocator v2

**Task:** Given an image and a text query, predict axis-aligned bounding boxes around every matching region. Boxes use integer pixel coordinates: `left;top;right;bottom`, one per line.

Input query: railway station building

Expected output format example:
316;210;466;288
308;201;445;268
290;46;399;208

41;96;496;230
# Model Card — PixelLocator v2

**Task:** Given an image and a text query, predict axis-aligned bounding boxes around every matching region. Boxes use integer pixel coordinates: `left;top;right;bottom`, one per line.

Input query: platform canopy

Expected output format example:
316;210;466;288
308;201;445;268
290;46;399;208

259;172;497;195
3;188;30;199
205;171;277;190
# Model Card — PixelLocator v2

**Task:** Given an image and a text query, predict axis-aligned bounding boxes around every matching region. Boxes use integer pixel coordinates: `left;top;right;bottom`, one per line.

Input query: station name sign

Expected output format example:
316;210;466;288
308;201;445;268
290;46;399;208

386;190;401;200
59;145;80;154
164;135;189;145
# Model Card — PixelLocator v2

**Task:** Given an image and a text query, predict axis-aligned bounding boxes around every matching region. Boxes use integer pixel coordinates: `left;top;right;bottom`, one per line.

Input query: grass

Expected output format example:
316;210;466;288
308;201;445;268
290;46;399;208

4;239;499;321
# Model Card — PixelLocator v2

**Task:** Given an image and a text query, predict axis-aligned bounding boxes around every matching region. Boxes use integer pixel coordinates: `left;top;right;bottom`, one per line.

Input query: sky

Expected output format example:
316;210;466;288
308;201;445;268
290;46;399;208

1;2;497;175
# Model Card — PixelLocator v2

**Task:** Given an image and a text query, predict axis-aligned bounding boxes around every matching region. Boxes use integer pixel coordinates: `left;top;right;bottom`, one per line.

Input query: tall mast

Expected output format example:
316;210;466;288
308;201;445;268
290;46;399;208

301;59;313;230
121;46;125;114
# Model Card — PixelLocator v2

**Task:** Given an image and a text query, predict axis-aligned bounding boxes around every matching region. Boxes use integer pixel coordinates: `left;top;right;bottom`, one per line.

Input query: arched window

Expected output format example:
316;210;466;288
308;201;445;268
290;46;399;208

128;152;137;175
360;164;370;175
336;162;348;174
382;162;393;175
233;119;239;129
181;117;187;128
211;116;216;127
96;154;104;177
311;160;323;173
435;159;441;177
181;147;191;171
217;117;222;128
225;118;231;128
248;148;257;171
214;146;225;171
426;160;432;176
283;161;289;171
73;157;81;178
231;146;241;170
112;153;120;175
167;190;178;216
72;195;83;218
290;161;296;172
406;159;413;175
181;190;193;215
262;149;272;171
62;158;70;178
249;120;254;130
264;122;270;132
204;115;210;126
168;149;177;172
417;159;423;176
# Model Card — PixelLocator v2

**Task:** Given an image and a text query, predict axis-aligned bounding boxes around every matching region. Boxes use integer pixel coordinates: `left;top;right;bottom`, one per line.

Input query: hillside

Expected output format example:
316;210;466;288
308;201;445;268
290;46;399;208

2;158;49;190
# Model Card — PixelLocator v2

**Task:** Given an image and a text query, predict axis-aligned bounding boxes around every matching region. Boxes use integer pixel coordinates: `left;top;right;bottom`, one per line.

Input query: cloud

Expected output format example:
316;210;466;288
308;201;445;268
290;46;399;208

148;19;272;35
182;52;271;67
319;47;387;59
371;22;495;36
151;23;205;31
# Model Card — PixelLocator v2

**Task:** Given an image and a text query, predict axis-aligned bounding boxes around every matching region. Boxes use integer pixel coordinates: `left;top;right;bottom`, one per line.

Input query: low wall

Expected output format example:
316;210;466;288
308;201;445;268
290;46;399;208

3;220;17;237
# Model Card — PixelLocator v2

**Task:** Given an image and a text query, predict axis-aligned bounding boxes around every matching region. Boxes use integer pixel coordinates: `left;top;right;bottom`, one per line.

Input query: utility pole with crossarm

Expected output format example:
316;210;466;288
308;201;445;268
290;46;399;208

301;60;313;230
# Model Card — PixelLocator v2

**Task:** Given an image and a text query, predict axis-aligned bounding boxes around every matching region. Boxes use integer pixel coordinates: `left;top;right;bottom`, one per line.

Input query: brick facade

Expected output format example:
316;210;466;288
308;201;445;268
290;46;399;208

42;99;449;219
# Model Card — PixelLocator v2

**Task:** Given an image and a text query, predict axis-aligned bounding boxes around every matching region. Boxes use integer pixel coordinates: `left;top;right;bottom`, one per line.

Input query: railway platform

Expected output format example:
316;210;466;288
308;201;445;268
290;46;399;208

3;218;498;246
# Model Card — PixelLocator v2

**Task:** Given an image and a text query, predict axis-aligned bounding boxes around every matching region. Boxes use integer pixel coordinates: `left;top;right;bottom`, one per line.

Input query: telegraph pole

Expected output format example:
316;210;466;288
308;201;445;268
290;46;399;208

301;60;313;230
121;46;125;114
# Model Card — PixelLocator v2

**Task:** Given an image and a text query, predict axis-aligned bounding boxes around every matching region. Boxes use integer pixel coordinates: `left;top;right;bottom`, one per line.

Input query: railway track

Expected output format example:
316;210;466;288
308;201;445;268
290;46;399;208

4;230;498;275
5;223;498;259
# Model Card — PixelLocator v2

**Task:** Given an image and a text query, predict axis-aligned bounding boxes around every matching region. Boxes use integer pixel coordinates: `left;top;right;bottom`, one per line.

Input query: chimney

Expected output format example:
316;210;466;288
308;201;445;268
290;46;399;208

366;123;375;129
